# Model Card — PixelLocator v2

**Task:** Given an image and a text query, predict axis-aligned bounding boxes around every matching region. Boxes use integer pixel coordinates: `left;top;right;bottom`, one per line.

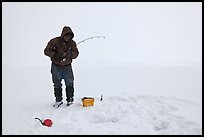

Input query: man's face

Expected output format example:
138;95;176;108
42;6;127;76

63;35;71;42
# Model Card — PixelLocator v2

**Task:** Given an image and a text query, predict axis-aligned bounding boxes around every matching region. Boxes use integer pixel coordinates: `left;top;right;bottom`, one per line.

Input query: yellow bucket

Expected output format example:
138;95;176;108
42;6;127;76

82;97;94;107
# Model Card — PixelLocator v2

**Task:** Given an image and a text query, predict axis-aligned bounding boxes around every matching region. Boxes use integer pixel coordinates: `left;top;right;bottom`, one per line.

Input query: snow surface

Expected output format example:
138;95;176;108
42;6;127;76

2;64;202;135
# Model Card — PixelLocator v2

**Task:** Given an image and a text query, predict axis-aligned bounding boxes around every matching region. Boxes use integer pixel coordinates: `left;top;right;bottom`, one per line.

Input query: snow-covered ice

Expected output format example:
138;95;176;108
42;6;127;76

2;65;202;135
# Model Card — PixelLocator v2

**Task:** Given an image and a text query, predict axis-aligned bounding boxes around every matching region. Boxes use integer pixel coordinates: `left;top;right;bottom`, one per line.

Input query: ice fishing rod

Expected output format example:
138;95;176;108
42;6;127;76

76;36;105;46
61;36;105;62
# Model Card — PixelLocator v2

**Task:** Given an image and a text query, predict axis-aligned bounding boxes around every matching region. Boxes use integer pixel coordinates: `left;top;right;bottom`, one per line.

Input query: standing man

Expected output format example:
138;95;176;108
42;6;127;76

44;26;79;107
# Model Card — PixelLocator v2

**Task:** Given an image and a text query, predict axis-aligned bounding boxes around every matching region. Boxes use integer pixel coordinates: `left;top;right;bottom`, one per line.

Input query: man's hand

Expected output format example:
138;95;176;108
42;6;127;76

53;53;64;60
53;50;72;62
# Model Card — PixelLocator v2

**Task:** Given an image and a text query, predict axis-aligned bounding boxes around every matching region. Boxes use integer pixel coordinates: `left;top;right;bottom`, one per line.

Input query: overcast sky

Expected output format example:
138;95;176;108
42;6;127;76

2;2;202;67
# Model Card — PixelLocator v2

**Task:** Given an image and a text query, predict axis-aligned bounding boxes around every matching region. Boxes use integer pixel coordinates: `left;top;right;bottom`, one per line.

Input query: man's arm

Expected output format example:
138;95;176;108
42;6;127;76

70;41;79;59
44;39;56;58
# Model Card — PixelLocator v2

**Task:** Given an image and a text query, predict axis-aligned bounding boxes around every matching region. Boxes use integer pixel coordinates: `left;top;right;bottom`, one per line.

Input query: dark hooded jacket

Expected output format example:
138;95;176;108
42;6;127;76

44;26;79;66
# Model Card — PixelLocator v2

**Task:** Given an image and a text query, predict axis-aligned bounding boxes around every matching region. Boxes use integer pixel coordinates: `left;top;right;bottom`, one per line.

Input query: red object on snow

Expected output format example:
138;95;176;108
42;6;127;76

35;118;53;127
42;119;53;127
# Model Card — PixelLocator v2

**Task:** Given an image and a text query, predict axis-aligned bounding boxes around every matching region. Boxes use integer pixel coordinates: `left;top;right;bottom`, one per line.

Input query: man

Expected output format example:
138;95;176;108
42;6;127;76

44;26;79;107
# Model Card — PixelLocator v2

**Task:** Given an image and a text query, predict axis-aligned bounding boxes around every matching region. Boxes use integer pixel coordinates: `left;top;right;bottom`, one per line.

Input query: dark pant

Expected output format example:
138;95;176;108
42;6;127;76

51;63;74;102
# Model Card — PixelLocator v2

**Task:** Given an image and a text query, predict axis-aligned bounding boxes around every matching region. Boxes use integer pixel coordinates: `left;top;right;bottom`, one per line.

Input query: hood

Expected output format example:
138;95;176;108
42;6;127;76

61;26;74;39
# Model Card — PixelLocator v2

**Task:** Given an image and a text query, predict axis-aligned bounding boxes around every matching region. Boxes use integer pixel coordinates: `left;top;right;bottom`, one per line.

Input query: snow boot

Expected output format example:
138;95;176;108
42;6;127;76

53;101;63;108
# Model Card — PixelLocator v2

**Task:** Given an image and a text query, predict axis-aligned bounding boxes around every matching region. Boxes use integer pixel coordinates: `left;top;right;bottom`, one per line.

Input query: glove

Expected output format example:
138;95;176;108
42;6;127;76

52;53;64;60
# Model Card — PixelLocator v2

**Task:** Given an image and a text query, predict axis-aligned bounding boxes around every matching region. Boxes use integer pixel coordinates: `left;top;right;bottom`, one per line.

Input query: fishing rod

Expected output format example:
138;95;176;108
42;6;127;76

61;36;105;62
76;36;105;46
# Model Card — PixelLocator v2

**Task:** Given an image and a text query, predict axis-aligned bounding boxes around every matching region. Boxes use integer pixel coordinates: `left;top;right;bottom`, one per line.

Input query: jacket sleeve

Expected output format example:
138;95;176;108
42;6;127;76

70;41;79;59
44;39;56;58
